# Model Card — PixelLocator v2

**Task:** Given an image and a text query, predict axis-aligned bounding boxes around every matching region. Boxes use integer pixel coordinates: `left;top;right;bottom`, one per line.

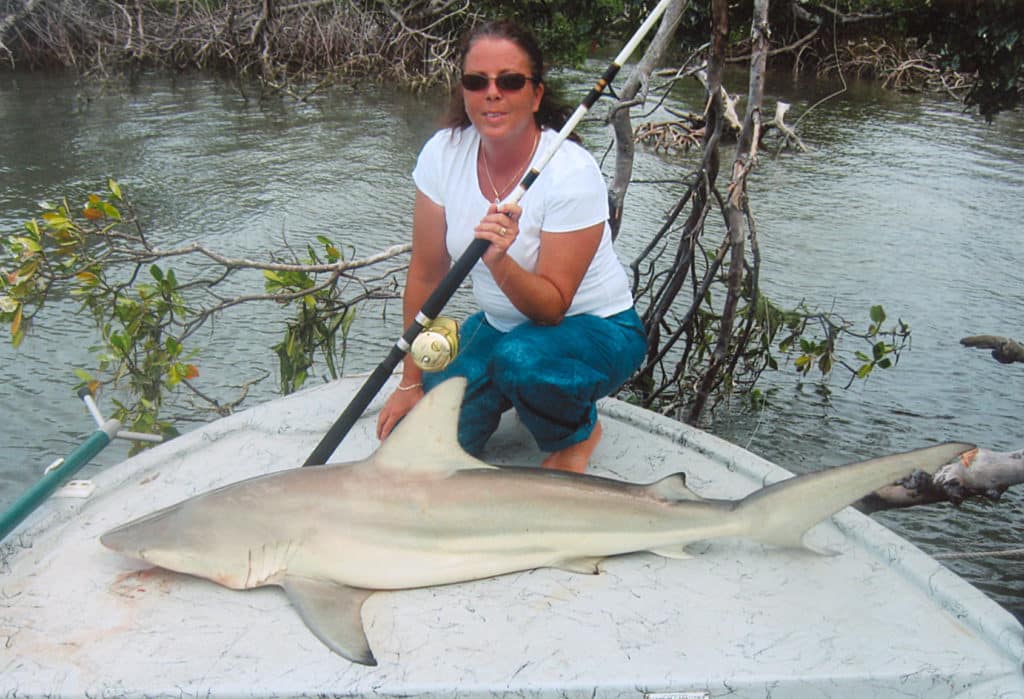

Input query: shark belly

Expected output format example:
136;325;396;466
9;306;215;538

293;469;734;590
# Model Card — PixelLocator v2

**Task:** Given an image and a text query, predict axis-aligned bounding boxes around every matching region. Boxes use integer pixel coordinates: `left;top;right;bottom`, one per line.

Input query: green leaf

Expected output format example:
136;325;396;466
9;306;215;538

110;332;130;355
13;237;42;253
101;202;122;221
76;271;100;286
818;353;833;374
341;307;357;335
870;305;886;324
10;305;24;338
108;179;123;200
42;212;70;229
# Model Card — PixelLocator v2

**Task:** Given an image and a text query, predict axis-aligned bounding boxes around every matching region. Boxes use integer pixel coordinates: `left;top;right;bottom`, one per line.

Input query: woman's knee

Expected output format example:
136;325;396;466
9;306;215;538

489;328;549;388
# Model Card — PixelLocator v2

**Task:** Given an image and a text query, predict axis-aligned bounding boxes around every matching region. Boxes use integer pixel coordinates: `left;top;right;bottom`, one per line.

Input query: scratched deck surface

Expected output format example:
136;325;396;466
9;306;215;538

2;376;1023;697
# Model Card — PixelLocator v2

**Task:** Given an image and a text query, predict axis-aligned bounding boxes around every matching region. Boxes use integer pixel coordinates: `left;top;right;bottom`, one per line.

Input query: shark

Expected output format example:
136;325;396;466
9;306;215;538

101;377;974;666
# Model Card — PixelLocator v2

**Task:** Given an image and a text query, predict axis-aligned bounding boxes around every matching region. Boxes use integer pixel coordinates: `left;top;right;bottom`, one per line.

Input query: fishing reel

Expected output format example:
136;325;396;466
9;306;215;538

411;316;459;372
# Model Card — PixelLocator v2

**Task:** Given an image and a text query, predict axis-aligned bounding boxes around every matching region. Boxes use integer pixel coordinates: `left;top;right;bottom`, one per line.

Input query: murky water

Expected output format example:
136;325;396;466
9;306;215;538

1;68;1022;618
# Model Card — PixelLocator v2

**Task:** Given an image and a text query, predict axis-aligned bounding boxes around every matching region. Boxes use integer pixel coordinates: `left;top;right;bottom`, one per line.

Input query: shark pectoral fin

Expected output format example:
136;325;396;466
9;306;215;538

555;556;605;574
280;576;377;666
802;541;840;556
749;530;834;555
648;546;695;560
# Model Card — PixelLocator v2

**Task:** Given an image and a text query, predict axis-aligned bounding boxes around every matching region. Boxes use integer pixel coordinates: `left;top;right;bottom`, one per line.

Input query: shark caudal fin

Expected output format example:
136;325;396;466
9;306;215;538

734;442;976;551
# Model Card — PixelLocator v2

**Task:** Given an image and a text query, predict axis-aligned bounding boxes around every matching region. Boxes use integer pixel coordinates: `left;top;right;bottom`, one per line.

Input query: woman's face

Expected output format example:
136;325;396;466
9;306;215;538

462;37;543;145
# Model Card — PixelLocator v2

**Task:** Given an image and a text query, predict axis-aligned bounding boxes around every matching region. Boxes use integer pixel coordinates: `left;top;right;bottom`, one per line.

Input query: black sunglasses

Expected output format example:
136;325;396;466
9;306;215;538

460;73;539;92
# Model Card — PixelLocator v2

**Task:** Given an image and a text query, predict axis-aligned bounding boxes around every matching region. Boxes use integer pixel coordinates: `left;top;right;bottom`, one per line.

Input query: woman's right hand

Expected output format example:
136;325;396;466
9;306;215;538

376;384;424;441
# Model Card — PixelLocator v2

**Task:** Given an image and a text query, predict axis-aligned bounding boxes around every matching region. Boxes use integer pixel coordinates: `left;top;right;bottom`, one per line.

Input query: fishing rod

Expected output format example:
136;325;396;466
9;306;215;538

302;0;676;467
0;388;162;542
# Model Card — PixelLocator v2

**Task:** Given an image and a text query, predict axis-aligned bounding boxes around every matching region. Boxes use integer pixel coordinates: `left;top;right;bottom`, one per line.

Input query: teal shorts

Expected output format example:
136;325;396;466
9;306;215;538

422;307;646;455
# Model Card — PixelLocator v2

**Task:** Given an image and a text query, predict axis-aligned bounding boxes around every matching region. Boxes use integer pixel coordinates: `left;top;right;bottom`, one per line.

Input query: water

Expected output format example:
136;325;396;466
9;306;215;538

1;69;1022;619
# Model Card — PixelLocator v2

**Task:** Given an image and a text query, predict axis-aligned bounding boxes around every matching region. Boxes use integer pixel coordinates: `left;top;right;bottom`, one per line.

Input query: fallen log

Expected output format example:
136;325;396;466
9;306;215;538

857;447;1024;512
961;335;1024;364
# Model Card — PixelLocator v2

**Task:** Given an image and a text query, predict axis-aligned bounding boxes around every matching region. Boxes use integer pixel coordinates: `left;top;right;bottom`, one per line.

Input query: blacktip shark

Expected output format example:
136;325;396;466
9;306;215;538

101;377;975;666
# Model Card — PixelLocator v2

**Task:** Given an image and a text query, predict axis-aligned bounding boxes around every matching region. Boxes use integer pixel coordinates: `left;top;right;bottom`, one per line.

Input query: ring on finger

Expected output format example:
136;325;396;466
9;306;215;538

499;226;507;237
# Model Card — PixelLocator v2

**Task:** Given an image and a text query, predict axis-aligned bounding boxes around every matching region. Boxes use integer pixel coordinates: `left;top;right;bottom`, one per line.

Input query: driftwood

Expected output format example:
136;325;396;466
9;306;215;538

694;68;743;134
633;93;804;155
628;64;743;157
766;101;807;152
858;447;1024;513
961;335;1024;364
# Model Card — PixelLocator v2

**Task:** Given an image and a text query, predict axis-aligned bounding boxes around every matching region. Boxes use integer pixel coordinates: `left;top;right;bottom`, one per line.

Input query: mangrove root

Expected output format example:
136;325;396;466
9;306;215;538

961;335;1024;364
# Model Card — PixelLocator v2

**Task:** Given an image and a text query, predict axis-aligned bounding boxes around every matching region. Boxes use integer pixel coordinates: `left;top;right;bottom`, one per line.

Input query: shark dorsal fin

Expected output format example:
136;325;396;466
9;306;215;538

643;472;701;501
373;377;497;475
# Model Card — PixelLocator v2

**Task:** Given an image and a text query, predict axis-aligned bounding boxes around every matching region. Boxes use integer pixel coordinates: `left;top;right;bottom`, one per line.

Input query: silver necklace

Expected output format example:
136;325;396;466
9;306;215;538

481;129;540;201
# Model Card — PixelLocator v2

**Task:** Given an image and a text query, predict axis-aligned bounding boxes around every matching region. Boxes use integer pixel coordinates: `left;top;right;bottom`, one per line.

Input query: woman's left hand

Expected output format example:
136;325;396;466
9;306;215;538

475;201;521;265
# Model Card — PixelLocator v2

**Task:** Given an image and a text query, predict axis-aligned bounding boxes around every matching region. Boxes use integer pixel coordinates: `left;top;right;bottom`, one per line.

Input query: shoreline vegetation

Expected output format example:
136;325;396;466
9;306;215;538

0;0;997;110
0;0;473;93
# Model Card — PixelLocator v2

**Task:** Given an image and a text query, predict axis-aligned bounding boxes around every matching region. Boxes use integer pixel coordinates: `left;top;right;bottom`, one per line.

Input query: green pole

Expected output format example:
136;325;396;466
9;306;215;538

0;419;119;542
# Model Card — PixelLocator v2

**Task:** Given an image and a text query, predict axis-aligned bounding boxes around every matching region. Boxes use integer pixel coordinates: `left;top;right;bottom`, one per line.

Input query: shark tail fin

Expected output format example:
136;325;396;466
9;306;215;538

733;442;975;551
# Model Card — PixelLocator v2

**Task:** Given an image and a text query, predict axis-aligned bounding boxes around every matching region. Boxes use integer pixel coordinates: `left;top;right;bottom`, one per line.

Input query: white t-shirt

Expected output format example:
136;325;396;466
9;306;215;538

412;126;634;332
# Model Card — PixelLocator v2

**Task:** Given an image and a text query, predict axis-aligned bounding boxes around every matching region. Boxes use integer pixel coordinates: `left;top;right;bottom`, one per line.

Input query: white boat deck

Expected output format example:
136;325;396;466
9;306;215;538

2;376;1023;697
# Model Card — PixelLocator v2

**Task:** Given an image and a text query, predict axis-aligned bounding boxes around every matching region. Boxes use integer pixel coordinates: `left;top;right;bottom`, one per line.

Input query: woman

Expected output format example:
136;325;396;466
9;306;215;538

376;20;645;473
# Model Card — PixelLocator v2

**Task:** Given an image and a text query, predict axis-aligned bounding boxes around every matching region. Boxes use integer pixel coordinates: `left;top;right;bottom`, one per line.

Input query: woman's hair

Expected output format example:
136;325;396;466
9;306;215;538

441;20;580;142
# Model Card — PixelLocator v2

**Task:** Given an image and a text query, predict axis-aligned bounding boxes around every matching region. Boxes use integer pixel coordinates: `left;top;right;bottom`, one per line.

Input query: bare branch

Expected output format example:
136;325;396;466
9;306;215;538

961;335;1024;364
145;241;411;275
607;0;688;239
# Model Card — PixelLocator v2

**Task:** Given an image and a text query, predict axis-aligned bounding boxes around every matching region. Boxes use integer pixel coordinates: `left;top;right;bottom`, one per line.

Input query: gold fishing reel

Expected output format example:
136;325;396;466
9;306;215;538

411;316;459;372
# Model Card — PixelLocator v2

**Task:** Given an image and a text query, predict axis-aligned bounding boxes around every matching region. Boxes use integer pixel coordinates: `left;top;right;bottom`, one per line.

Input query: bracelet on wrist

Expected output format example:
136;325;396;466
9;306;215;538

396;382;423;392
